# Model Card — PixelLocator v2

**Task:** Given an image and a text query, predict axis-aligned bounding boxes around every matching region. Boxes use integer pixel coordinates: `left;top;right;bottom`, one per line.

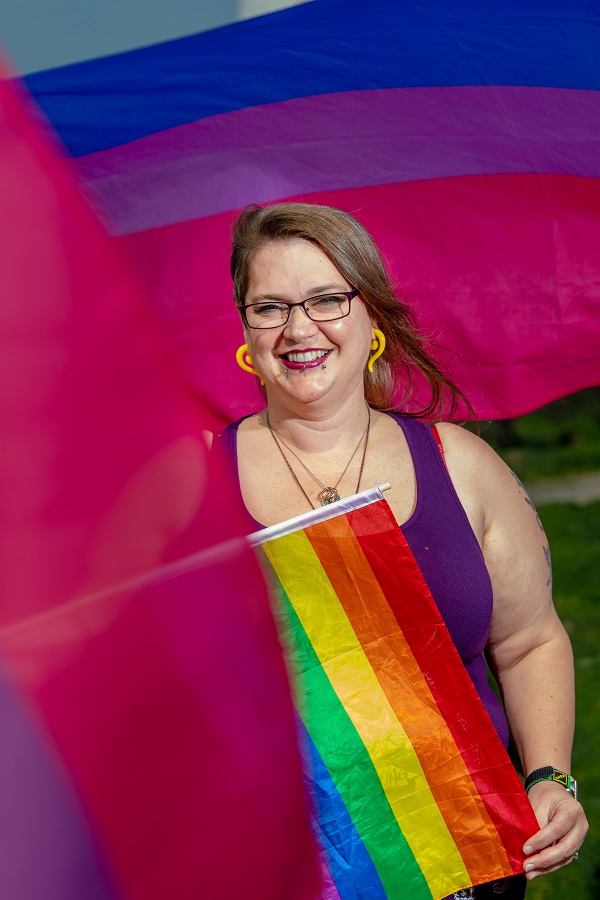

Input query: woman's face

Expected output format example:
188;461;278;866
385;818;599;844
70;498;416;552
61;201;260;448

243;238;375;409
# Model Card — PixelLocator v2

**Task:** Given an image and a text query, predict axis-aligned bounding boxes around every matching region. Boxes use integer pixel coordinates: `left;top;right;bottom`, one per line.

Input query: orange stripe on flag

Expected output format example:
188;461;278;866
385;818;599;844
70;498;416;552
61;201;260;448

306;513;513;884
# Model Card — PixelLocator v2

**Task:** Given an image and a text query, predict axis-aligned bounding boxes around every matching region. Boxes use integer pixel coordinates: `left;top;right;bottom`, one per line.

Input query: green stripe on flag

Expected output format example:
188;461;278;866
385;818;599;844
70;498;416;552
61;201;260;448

268;569;432;900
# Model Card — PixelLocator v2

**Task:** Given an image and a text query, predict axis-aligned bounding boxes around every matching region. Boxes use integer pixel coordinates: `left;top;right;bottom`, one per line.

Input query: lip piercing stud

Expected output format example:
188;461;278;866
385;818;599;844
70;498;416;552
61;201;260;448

322;364;327;369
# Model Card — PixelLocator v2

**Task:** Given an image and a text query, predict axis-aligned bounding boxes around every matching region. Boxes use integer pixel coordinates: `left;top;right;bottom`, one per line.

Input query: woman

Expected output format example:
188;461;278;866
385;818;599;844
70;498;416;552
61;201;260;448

219;202;588;896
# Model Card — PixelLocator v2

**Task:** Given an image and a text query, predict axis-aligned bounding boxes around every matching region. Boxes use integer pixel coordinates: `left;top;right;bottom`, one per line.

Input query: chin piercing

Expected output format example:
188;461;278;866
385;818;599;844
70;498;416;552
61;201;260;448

322;364;327;369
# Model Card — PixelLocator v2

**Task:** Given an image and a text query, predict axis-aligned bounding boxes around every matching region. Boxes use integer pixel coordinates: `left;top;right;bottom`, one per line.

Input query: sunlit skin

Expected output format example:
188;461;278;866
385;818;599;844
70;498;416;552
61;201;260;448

234;236;588;880
243;239;376;425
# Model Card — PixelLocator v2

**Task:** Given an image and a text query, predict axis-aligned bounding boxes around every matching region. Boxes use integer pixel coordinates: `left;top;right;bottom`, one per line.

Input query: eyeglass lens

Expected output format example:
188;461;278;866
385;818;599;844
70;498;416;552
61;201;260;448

244;293;352;328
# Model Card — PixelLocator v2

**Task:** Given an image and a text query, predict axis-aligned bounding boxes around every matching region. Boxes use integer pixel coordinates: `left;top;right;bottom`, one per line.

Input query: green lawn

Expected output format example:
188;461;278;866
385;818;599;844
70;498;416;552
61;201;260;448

472;386;600;480
518;501;600;899
473;390;599;896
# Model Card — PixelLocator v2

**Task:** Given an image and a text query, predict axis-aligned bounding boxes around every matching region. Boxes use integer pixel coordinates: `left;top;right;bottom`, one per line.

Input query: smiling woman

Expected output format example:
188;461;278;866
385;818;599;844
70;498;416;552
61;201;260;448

241;238;375;413
215;202;588;898
231;202;466;417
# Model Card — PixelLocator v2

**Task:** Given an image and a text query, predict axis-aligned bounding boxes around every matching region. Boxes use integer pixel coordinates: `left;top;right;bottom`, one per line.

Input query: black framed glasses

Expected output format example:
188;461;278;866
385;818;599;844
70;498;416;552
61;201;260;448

241;289;359;329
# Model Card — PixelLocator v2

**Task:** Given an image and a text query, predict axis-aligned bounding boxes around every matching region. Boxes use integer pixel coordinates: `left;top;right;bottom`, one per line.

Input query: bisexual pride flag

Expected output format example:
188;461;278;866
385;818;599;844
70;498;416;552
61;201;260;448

251;486;539;900
25;0;600;425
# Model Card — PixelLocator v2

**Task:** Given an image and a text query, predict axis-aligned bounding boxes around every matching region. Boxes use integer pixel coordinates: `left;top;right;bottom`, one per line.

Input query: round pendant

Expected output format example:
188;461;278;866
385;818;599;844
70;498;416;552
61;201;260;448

318;487;341;505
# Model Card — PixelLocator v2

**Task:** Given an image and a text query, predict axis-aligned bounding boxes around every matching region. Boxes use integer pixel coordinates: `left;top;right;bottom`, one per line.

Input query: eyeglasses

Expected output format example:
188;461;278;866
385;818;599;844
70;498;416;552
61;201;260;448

241;289;359;329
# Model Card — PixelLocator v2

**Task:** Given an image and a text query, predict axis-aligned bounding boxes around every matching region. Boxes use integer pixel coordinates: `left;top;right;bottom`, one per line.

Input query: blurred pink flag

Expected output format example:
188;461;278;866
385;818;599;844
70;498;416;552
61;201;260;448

0;64;318;900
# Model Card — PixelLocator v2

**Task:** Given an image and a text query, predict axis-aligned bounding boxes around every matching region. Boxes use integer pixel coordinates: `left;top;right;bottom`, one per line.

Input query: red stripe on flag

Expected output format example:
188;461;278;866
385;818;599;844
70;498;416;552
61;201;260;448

348;501;539;871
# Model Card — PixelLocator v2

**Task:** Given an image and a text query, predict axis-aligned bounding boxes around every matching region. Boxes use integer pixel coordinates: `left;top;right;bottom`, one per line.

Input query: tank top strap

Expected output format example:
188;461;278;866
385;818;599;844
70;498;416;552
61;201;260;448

386;410;447;487
384;412;474;536
215;418;239;467
216;416;265;532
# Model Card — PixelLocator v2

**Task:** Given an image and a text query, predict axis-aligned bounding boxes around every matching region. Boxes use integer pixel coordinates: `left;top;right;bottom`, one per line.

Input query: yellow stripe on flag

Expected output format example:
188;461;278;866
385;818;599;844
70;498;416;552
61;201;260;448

265;529;470;899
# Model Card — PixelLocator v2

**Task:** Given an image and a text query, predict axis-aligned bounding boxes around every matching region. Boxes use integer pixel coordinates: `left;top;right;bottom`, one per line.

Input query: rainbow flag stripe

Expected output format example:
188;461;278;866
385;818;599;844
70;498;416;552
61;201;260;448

259;497;538;900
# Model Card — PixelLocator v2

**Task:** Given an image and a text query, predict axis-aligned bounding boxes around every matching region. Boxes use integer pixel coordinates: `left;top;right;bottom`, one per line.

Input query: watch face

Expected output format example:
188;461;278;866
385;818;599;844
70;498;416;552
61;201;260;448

552;770;578;801
553;770;570;789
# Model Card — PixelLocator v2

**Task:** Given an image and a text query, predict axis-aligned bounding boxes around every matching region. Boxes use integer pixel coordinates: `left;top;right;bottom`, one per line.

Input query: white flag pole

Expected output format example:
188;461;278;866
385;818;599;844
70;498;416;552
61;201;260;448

247;482;391;548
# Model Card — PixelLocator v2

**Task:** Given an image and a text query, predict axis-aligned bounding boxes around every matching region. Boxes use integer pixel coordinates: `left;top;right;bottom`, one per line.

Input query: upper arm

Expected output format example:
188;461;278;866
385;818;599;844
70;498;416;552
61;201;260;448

435;423;563;674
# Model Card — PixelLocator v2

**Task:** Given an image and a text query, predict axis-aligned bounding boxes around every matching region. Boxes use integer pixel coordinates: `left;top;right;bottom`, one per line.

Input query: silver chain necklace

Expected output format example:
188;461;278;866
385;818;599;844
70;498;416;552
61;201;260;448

266;407;371;508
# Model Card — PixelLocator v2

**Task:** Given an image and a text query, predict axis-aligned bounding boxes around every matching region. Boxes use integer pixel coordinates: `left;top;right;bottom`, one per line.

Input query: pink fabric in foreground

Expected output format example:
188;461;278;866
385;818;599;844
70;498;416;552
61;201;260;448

121;173;600;427
0;67;318;900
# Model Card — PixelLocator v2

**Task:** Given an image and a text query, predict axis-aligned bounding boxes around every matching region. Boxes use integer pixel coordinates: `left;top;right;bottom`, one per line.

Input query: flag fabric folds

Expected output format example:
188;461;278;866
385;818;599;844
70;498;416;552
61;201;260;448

0;65;318;900
24;0;600;424
253;490;539;900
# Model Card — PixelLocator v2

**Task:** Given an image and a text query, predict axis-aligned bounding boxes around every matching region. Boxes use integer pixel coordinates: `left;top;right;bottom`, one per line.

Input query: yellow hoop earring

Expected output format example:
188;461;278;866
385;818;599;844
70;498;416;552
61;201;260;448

235;344;264;385
368;329;386;373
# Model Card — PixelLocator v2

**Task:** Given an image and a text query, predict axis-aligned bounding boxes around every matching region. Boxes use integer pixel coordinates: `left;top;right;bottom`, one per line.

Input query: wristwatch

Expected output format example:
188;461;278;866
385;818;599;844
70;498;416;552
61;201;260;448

524;766;578;800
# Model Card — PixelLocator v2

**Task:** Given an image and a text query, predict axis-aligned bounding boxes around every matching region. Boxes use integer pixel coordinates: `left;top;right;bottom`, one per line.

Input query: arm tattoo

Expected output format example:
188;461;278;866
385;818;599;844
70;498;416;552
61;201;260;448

524;496;544;532
510;470;544;531
543;544;553;591
510;471;553;599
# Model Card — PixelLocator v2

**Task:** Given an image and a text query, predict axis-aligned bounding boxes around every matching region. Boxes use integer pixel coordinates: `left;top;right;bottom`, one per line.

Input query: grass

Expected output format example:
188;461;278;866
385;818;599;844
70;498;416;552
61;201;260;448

476;389;600;897
522;501;600;900
471;386;600;480
489;501;600;900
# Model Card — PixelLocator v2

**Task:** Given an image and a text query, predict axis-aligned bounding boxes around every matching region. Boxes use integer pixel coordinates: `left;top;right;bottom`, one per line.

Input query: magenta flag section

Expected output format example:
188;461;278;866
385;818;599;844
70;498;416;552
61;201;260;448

0;65;318;900
121;172;600;426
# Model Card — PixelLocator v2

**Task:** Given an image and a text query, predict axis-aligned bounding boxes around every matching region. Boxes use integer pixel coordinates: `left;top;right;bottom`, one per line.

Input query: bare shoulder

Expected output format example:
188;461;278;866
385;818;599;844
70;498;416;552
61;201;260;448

435;421;506;476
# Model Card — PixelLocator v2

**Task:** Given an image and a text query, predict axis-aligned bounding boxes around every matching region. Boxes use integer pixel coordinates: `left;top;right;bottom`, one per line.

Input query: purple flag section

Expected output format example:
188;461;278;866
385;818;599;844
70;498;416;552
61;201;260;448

0;666;116;900
76;86;600;234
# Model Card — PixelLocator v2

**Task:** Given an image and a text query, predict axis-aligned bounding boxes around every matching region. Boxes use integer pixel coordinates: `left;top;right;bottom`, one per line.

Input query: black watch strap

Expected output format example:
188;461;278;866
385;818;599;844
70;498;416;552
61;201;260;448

525;766;578;800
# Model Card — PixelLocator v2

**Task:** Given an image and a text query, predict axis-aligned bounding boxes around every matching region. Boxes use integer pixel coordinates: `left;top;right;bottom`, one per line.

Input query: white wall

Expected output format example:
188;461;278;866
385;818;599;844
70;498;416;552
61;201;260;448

238;0;310;16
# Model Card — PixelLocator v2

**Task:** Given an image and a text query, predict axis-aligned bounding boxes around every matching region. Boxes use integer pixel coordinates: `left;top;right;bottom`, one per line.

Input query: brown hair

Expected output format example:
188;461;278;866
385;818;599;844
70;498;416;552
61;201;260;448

231;202;472;421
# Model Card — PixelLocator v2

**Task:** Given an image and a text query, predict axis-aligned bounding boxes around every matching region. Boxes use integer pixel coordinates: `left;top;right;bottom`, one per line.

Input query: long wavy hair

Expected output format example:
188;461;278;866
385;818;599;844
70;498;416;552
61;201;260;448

231;202;472;421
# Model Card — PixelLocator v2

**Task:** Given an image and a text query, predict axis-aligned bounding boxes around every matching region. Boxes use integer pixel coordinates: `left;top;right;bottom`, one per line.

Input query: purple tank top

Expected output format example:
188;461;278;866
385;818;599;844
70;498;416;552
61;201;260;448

218;412;509;747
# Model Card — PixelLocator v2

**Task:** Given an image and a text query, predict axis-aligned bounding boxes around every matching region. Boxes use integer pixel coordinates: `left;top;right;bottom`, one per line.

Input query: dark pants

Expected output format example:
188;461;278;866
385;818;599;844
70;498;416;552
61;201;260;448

444;874;527;900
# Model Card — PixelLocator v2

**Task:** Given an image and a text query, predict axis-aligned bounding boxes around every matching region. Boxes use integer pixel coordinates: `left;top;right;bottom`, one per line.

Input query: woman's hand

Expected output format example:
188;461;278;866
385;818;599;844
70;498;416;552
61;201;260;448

522;781;589;880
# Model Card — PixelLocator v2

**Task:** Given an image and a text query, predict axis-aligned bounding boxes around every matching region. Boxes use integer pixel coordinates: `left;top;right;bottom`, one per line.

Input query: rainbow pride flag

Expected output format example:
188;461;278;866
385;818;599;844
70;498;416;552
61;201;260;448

252;487;539;900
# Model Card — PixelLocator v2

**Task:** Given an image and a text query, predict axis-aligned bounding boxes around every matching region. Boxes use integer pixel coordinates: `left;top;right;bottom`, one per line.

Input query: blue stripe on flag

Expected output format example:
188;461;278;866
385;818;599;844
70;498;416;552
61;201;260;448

25;0;600;156
297;719;387;900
